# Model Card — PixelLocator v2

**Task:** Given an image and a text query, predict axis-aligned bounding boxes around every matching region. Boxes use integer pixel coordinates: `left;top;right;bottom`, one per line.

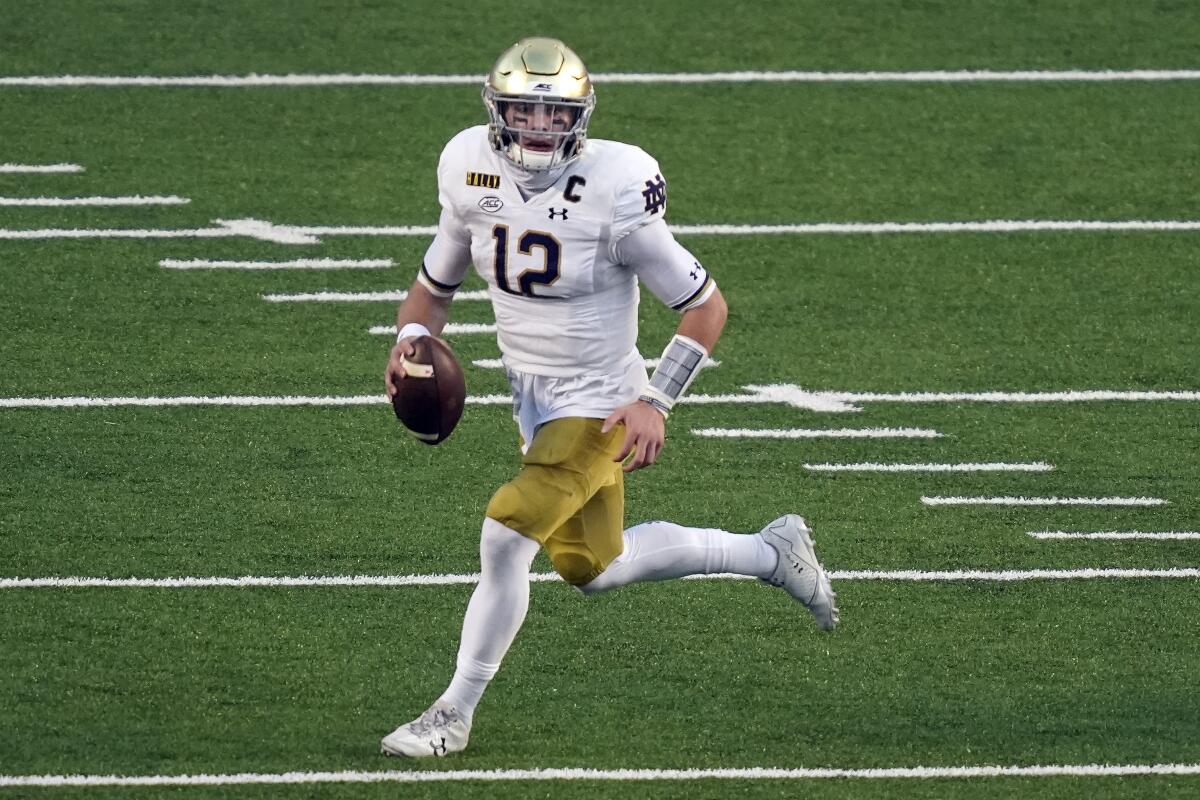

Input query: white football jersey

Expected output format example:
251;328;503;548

420;125;714;379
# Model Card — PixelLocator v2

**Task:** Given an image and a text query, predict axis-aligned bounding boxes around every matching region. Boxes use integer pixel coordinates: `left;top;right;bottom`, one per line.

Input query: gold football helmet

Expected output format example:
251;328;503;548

483;37;596;172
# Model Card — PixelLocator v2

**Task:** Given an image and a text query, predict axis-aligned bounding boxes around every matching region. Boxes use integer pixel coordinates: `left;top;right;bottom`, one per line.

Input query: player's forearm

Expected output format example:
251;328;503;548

395;280;452;337
639;288;728;418
675;287;727;353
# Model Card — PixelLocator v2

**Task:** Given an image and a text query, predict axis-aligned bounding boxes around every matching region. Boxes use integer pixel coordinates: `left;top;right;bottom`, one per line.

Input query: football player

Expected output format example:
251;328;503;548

381;37;838;758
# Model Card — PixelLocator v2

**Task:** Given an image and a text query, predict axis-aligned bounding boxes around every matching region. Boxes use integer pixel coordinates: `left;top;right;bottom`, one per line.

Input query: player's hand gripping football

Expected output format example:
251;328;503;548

384;337;420;399
602;400;666;472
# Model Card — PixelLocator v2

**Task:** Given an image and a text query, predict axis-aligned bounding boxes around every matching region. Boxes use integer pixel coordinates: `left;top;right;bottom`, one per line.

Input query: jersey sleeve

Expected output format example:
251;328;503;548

616;219;716;312
418;139;473;298
609;146;670;249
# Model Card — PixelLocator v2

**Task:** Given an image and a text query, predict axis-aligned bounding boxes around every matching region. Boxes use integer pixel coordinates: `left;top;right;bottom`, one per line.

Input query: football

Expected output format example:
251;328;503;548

390;336;466;445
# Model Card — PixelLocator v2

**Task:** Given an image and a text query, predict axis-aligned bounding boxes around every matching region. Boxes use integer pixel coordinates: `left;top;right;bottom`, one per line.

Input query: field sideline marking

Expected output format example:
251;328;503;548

0;195;186;207
3;763;1200;788
805;462;1052;472
163;258;393;270
6;218;1200;243
1029;531;1200;540
4;568;1199;589
923;496;1167;507
0;163;83;173
4;385;1200;410
5;69;1200;87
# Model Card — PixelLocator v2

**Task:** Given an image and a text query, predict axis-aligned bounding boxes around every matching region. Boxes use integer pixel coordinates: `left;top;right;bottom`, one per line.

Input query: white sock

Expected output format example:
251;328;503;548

579;520;777;595
437;518;540;723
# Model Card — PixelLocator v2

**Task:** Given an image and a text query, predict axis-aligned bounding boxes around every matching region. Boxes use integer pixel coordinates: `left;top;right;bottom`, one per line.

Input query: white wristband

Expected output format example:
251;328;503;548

396;322;431;344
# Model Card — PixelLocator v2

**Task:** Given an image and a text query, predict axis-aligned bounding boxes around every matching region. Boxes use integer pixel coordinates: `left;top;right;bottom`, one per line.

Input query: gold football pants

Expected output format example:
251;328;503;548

485;417;625;585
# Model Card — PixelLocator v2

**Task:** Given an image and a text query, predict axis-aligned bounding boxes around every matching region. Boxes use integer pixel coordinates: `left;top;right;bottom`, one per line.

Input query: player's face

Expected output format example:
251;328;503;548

503;101;576;153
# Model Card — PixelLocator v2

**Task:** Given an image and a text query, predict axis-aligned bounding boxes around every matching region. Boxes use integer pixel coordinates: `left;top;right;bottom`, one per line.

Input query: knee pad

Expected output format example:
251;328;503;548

549;549;602;587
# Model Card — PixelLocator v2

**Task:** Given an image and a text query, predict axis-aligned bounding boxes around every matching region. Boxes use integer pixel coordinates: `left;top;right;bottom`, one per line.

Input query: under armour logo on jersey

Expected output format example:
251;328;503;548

642;174;667;214
548;208;569;220
689;262;701;280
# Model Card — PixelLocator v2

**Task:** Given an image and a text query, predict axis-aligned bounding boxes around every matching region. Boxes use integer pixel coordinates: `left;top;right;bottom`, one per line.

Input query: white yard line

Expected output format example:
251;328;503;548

0;163;83;173
0;226;231;240
679;221;1200;235
923;496;1167;507
0;395;403;409
1028;531;1200;540
695;428;943;438
830;568;1199;581
164;258;393;270
4;384;1200;411
0;220;434;243
3;568;1199;590
471;356;721;370
805;462;1053;472
371;323;496;335
718;386;1200;413
0;394;514;409
5;218;1200;243
3;763;1199;789
0;195;187;207
4;69;1200;87
263;289;489;301
5;762;1200;789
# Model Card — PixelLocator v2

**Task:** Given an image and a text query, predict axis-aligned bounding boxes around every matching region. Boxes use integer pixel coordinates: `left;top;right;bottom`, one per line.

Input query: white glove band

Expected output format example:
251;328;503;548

644;334;709;411
396;322;431;344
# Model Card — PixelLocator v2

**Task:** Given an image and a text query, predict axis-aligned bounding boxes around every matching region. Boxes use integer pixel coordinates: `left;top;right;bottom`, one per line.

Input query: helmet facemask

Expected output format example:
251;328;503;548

484;90;596;172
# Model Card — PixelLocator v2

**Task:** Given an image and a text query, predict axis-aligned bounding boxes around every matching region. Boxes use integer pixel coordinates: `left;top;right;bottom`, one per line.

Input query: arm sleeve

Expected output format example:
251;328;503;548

418;207;472;297
616;219;716;311
417;144;473;297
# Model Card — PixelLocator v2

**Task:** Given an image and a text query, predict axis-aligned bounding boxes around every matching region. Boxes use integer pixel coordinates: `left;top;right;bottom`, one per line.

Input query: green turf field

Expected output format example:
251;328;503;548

2;2;1199;797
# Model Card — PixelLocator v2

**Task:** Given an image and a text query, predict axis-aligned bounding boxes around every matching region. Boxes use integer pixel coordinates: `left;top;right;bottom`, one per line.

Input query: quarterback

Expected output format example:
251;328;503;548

381;37;838;758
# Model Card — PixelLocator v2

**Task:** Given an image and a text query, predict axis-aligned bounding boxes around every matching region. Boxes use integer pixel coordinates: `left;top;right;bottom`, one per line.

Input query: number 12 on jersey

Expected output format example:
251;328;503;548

492;225;562;297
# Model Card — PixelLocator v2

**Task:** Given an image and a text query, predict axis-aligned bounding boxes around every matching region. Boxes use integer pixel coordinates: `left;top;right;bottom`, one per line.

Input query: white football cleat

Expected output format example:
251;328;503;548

380;701;470;758
759;514;839;631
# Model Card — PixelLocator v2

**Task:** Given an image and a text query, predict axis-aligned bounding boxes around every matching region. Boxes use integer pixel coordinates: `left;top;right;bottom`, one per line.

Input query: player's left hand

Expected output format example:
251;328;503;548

602;400;666;472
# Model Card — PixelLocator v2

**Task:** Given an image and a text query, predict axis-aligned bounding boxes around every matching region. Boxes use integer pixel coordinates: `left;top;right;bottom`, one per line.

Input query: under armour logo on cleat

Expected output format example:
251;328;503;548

431;737;447;756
